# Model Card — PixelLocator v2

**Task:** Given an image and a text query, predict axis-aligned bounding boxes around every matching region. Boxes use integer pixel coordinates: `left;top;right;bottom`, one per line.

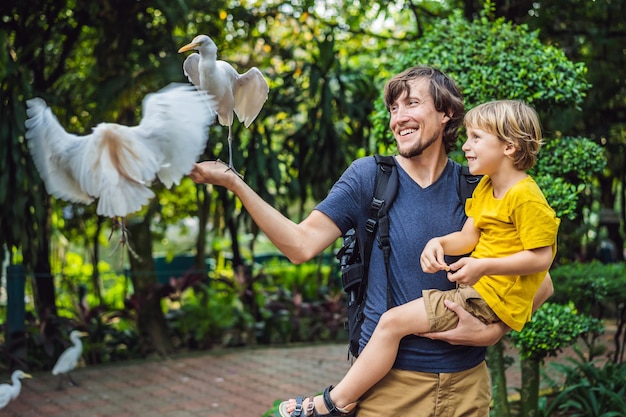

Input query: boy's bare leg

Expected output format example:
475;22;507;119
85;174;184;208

283;297;431;413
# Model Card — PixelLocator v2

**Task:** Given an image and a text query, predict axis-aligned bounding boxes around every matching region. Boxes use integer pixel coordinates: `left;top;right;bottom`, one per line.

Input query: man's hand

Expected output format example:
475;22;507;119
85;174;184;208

189;160;241;189
418;300;508;346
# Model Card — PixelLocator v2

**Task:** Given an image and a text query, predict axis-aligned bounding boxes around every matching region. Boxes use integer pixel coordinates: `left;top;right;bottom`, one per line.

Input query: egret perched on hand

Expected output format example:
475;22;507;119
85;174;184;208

178;34;269;172
25;84;216;220
52;330;88;390
0;370;32;409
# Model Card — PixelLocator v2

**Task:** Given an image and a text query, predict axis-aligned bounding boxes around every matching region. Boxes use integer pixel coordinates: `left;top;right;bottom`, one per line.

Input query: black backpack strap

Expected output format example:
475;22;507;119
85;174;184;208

346;156;398;306
372;156;398;309
363;155;398;309
364;156;398;256
459;165;482;202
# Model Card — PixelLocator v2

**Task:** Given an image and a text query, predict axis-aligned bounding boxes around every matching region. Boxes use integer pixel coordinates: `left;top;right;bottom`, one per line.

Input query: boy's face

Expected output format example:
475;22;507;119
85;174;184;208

463;126;512;176
388;78;450;158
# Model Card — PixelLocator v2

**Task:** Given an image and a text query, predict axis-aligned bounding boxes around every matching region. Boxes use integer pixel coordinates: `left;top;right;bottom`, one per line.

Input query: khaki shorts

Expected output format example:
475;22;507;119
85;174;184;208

423;285;500;332
356;361;491;416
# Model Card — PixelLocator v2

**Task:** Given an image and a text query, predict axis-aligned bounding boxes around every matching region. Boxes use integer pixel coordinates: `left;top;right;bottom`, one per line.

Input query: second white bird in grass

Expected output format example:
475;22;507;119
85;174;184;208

178;34;269;172
25;83;216;218
52;330;89;390
0;370;32;410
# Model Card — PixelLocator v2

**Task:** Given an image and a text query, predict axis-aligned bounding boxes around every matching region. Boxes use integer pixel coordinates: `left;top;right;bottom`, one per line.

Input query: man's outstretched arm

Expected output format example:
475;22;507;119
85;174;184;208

189;160;341;264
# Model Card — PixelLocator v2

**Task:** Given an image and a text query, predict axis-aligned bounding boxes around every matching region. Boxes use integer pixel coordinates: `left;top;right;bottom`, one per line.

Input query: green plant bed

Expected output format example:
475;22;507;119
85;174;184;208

539;353;626;416
263;399;283;417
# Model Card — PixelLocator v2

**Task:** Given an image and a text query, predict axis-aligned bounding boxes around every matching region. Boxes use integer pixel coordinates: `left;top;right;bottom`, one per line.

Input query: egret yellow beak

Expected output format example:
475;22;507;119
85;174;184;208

23;373;32;379
178;42;200;53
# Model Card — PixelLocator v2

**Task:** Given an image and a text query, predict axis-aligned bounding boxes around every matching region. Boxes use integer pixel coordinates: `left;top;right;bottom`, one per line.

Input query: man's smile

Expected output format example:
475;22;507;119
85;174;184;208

400;128;418;136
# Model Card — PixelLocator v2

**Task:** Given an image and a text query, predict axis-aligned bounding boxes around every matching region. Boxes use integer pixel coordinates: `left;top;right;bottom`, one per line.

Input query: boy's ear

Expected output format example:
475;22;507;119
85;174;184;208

504;142;517;157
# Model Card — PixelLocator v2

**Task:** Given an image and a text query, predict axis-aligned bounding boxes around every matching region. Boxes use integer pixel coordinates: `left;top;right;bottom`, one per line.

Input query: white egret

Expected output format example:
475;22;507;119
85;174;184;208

25;84;216;219
0;370;32;409
52;330;88;390
178;34;269;172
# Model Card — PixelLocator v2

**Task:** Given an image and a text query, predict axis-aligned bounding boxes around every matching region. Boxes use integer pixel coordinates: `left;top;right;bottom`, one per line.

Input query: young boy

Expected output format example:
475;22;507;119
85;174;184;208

279;99;560;417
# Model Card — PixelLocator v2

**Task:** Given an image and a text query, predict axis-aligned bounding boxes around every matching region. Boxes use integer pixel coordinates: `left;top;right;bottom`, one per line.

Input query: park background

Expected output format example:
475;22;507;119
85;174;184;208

1;0;625;415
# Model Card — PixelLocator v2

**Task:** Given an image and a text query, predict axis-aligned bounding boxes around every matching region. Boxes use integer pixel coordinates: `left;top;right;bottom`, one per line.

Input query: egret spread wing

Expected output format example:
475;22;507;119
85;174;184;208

25;98;159;217
182;53;201;87
25;84;215;218
25;99;95;204
233;67;269;127
85;123;160;217
178;34;270;171
136;83;216;188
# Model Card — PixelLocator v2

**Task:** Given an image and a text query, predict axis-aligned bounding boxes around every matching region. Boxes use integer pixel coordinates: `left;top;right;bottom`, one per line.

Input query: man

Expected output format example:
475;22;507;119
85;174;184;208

190;65;553;416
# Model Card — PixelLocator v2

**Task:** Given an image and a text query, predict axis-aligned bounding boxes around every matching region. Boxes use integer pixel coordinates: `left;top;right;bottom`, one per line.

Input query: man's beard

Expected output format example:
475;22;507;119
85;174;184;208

397;131;440;159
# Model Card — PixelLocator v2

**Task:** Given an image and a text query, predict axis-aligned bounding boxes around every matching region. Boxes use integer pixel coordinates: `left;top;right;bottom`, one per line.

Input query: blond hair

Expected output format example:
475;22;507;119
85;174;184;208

465;100;542;170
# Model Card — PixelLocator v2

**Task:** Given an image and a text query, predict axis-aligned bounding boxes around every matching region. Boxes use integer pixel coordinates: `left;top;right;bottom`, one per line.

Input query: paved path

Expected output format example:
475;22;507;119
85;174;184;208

3;331;615;417
4;344;352;417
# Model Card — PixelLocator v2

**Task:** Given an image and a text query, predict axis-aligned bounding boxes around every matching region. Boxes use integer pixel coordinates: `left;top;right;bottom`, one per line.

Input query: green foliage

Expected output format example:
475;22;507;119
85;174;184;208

263;400;282;417
168;281;255;349
160;252;346;349
523;0;626;217
54;253;128;314
532;137;606;221
0;29;47;268
509;302;603;362
260;256;337;300
549;261;626;362
550;261;626;316
371;6;590;148
541;352;626;416
533;137;606;185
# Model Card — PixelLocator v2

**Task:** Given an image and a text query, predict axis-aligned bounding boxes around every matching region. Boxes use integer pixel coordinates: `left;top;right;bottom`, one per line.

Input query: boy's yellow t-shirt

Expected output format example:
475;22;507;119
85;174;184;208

466;175;560;331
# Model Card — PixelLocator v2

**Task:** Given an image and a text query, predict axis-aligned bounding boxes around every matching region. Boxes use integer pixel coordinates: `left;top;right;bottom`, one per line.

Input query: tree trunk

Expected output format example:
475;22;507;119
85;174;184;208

195;184;210;273
126;212;174;356
89;217;104;306
487;340;511;417
31;201;58;322
520;357;540;417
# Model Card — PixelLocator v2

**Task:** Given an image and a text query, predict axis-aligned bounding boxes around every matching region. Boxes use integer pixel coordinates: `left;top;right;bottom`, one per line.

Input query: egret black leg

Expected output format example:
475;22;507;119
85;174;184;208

68;373;80;387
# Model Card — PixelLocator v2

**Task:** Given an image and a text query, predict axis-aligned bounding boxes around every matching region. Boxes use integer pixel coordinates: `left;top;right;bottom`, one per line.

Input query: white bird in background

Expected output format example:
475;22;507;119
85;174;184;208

52;330;88;390
25;83;216;219
178;34;269;172
0;370;32;410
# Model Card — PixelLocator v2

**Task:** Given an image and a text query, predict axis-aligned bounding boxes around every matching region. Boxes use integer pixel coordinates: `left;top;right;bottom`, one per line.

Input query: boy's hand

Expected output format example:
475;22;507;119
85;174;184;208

420;238;449;273
446;257;484;286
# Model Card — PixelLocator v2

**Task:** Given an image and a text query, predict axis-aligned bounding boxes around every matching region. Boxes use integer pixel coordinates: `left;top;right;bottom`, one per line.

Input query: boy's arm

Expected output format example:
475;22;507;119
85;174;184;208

420;218;479;272
447;245;554;286
439;217;480;255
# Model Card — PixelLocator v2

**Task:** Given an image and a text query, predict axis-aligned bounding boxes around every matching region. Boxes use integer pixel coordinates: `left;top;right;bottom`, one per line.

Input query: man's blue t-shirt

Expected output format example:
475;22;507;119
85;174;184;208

316;156;486;373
